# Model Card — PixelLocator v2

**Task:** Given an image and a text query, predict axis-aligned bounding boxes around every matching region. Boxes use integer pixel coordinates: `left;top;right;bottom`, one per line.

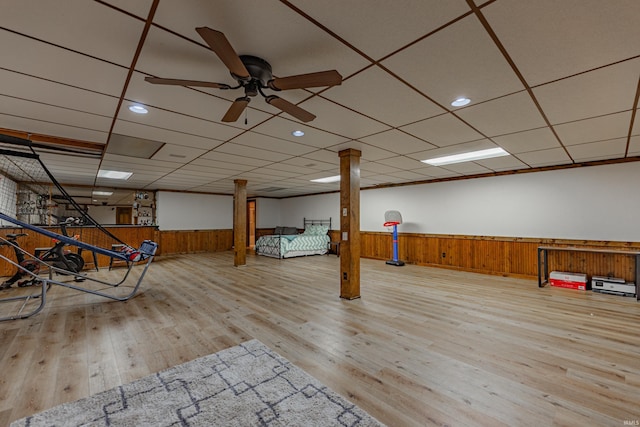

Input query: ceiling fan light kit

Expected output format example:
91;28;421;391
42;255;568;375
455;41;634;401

145;27;342;123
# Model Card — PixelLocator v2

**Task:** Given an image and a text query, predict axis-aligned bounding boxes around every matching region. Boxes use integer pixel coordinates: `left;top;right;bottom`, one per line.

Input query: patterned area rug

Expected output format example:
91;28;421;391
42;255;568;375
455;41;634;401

11;339;384;426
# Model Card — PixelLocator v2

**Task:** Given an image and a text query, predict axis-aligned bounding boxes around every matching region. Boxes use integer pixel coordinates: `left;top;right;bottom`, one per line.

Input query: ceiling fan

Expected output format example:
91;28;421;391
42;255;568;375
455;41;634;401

145;27;343;123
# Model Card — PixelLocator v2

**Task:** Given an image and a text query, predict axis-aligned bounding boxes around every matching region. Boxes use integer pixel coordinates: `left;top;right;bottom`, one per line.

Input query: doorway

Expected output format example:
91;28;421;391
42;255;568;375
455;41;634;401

116;207;133;225
247;200;256;248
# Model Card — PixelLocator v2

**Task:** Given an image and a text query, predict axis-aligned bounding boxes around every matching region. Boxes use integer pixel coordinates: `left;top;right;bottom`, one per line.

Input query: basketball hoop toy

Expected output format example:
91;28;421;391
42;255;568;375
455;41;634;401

384;210;405;266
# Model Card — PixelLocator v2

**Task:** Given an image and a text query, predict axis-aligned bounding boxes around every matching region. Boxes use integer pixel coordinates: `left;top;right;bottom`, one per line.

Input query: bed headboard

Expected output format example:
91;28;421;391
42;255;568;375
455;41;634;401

303;217;331;229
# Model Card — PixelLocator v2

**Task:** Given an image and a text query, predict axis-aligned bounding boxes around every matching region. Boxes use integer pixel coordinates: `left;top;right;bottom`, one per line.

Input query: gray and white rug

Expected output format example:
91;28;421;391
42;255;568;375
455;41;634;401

11;339;384;426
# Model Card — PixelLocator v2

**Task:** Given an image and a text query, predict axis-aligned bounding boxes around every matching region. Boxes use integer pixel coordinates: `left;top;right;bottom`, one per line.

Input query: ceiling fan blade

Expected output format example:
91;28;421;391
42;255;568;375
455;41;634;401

195;27;250;80
265;96;316;122
222;97;250;122
145;77;231;89
267;70;342;91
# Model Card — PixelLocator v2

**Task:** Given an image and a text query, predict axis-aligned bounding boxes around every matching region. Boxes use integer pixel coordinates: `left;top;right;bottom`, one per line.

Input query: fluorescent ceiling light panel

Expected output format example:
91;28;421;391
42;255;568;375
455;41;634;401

97;169;133;180
422;147;509;166
92;191;113;196
311;175;341;183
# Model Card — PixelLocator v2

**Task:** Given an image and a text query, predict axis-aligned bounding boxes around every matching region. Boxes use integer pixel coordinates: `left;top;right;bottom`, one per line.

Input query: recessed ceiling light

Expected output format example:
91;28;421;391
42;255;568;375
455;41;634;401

311;175;341;183
129;104;148;114
451;97;471;107
292;130;305;137
97;169;133;180
422;147;509;166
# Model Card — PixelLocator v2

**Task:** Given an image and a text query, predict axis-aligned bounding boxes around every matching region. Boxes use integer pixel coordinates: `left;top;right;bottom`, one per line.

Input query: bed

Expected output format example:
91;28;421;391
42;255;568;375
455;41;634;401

255;218;331;259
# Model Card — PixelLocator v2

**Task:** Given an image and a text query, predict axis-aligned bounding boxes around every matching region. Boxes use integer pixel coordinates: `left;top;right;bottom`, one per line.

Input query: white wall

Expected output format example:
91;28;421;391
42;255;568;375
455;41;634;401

87;205;116;224
280;193;340;230
152;162;640;242
156;191;233;231
283;162;640;242
255;198;282;228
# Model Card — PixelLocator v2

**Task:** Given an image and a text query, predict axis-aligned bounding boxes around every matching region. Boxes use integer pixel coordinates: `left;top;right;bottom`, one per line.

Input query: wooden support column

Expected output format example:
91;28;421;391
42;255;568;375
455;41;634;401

233;179;247;267
339;148;361;299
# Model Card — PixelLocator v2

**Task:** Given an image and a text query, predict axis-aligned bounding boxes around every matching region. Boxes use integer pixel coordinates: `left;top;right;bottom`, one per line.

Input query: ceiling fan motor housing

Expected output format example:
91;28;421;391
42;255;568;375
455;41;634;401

237;55;273;87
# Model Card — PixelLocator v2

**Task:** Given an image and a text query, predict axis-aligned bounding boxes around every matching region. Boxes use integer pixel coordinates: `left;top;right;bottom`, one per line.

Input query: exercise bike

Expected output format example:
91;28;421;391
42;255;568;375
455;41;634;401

1;220;85;290
0;233;41;288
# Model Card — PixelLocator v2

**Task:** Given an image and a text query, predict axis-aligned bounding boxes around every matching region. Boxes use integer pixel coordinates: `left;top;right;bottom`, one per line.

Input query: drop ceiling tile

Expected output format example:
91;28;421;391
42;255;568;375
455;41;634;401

475;155;528;172
0;69;118;117
400;114;484;147
517;148;573;168
302;150;341;165
492;127;560;154
327;141;397;162
381;14;524;107
281;157;336;172
375;156;426;170
213;142;292;162
250;117;348;149
565;137;628;162
532;58;640;124
2;0;145;66
440;162;491;175
456;91;546;137
0;114;109;144
289;0;470;59
322;65;446;127
102;154;182;170
112;120;226;150
360;130;436;154
101;0;154;17
0;96;112;132
385;170;432;181
360;163;403;174
1;30;129;96
151;145;206;163
197;151;270;168
152;1;370;79
484;0;640;86
233;132;316;156
554;111;633;146
626;136;640;156
297;97;391;139
408;167;462;179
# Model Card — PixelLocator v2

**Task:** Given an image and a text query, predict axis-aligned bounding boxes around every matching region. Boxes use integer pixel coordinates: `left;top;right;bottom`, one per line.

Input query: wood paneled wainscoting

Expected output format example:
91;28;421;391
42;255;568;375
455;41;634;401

352;231;640;281
1;226;234;277
0;225;158;276
158;229;233;255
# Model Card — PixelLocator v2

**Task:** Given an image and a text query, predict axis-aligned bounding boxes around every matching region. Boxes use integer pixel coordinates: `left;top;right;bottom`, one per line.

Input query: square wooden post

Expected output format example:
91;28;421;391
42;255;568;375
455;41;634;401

339;149;361;299
234;179;247;267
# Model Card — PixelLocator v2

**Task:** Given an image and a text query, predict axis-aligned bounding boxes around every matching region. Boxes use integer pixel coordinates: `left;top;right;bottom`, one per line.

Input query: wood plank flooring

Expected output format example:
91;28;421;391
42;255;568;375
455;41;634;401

1;252;639;426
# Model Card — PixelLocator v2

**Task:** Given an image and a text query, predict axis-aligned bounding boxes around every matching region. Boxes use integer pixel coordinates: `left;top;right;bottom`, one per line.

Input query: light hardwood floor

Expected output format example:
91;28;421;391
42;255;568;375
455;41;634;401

1;252;639;426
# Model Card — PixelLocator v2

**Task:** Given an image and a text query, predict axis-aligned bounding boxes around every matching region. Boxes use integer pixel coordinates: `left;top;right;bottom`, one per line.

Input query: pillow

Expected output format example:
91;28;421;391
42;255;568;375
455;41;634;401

282;226;298;235
273;226;284;235
303;224;329;235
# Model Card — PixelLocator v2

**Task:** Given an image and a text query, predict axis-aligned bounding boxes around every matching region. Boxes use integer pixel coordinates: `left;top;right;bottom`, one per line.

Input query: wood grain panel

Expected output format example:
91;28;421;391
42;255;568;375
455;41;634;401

360;232;640;280
3;226;639;282
158;229;232;255
0;226;157;274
